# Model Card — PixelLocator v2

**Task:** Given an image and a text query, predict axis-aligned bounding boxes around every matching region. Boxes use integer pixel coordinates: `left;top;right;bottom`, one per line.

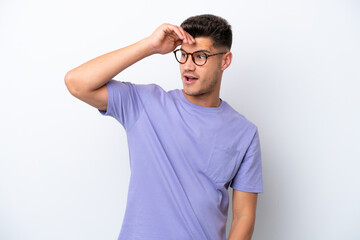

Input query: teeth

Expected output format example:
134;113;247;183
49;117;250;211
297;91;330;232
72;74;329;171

185;76;197;82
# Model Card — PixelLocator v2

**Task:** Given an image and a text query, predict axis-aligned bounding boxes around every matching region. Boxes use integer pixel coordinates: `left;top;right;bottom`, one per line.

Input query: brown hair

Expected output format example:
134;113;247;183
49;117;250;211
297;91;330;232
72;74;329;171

181;14;232;50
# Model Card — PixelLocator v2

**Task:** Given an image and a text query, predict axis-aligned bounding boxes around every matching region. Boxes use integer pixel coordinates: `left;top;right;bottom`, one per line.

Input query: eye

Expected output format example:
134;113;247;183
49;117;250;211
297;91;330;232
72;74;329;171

179;50;187;58
196;53;206;59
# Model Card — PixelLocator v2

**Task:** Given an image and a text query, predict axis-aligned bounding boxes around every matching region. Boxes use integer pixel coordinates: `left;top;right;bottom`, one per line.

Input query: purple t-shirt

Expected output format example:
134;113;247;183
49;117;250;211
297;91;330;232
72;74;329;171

99;80;263;240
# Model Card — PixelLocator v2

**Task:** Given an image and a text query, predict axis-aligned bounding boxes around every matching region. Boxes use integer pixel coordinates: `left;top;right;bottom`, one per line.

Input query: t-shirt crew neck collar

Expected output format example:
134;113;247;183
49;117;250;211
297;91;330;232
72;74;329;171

178;89;225;113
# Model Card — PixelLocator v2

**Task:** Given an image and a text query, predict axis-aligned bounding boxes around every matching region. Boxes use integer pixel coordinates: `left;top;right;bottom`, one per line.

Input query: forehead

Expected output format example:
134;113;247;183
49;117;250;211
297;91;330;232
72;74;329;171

181;37;215;52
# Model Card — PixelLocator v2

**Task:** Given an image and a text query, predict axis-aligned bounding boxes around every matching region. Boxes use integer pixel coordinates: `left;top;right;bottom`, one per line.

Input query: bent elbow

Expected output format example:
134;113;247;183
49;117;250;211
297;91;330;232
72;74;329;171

64;70;80;97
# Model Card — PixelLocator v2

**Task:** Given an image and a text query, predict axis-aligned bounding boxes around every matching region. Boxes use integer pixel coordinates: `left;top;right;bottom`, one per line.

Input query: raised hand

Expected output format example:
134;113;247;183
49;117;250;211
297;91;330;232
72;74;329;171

147;23;195;55
65;23;195;110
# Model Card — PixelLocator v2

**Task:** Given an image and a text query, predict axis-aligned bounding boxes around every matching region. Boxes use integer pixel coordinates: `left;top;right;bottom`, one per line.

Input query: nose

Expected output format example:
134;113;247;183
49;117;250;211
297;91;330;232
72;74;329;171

183;55;196;71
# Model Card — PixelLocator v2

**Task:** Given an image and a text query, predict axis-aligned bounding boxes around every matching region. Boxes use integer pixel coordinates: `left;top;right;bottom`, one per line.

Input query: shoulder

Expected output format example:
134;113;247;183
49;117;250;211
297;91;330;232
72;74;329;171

135;83;175;100
109;81;167;97
222;101;257;130
126;82;180;106
220;101;259;147
128;82;164;93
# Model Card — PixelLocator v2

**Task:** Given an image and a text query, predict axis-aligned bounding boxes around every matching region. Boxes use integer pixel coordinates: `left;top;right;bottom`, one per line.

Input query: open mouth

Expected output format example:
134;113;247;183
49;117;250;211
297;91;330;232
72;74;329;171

184;76;198;84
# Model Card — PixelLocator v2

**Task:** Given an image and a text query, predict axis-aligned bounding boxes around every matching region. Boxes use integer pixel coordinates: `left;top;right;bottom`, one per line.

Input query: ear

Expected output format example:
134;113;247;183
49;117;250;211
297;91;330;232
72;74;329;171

220;51;232;71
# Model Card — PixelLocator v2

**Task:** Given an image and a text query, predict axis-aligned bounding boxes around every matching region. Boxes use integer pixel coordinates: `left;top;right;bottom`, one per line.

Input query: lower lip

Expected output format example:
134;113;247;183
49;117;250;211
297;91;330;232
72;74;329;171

184;77;198;85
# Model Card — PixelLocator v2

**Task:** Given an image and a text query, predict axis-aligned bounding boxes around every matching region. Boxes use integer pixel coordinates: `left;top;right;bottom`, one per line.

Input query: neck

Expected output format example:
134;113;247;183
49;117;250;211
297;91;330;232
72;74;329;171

182;90;221;108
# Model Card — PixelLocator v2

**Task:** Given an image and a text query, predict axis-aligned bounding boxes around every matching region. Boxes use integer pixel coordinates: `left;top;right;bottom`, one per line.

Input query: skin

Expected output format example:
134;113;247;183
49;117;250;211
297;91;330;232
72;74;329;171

180;37;232;107
64;23;258;240
228;190;258;240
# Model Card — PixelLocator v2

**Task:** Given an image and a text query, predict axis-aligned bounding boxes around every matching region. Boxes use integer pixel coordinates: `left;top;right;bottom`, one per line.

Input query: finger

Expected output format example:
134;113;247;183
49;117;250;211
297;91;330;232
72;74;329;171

183;32;192;44
189;33;195;43
180;27;195;44
185;32;195;44
177;26;189;43
180;27;194;44
167;25;185;42
175;39;183;47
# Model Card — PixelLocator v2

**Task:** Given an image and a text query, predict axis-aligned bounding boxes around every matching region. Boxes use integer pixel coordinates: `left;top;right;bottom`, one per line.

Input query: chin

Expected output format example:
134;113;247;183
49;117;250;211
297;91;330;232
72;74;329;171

182;87;195;96
183;90;197;96
183;87;207;97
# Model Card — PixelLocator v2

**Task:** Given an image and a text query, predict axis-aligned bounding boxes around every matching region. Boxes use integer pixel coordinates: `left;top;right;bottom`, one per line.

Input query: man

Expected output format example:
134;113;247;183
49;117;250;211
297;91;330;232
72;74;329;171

65;14;263;240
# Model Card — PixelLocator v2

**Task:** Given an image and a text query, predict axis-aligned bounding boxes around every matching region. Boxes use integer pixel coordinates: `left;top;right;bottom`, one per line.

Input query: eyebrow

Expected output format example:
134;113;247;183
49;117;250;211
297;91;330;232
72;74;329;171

180;48;211;53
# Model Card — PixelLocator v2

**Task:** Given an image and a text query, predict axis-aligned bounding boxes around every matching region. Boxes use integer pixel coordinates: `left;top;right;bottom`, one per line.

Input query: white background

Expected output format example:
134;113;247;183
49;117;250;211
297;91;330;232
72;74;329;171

1;0;359;239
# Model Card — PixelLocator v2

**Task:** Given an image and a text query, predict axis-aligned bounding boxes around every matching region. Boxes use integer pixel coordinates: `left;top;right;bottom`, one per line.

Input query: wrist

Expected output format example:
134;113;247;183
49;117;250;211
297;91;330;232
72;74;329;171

141;36;158;56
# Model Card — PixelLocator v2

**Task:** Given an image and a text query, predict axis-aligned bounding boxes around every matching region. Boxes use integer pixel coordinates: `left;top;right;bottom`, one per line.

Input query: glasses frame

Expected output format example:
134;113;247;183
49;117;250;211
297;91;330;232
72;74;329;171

173;48;228;66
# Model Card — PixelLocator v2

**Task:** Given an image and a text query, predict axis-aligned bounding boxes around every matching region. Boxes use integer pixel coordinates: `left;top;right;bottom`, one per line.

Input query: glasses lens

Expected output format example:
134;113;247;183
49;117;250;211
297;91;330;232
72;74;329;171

193;52;207;65
175;50;187;63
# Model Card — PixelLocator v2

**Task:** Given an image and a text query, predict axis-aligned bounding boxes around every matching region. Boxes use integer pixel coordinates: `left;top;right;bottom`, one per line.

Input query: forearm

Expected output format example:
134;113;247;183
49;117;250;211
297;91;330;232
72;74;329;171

65;37;155;93
227;215;255;240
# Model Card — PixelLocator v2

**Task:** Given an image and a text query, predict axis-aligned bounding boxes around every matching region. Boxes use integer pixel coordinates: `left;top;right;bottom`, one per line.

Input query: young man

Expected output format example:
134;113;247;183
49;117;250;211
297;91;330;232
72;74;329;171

65;14;263;240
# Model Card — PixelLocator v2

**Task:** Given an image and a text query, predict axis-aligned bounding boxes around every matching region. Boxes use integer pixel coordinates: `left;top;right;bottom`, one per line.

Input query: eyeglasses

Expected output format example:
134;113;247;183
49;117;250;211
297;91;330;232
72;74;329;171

173;49;228;66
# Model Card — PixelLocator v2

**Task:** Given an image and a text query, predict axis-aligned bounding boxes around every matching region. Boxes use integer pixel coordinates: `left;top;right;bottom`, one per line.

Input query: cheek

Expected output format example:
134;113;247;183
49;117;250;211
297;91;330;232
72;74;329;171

179;65;185;73
208;64;221;76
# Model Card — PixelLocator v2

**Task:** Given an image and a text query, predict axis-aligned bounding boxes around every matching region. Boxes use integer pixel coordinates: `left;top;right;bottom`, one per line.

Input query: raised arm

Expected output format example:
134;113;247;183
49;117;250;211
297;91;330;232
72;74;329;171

64;24;194;111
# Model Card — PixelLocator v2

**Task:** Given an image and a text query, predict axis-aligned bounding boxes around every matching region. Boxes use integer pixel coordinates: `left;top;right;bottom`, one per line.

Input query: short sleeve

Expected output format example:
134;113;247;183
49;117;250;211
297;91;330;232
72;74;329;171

230;129;263;193
98;79;142;130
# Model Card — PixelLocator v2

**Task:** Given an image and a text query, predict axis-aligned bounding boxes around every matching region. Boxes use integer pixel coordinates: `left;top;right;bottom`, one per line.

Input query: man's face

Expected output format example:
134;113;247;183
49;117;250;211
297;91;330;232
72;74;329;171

179;37;225;98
